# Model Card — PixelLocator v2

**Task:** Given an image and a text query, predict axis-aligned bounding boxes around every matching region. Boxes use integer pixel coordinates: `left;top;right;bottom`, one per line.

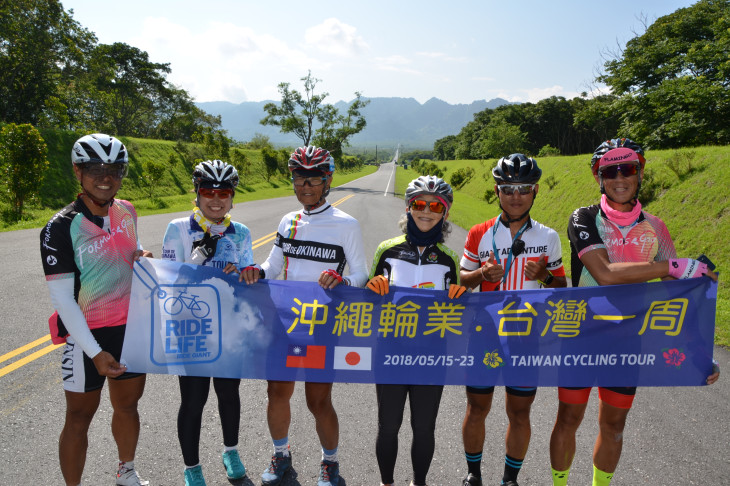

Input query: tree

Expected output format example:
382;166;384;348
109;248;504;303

143;160;166;198
599;0;730;147
88;43;172;137
0;0;96;125
478;118;527;158
0;124;48;218
260;71;369;158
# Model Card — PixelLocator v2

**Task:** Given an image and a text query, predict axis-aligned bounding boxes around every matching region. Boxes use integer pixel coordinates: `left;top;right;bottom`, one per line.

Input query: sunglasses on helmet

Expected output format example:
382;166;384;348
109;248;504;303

598;163;639;179
498;184;535;196
198;188;234;199
409;199;446;214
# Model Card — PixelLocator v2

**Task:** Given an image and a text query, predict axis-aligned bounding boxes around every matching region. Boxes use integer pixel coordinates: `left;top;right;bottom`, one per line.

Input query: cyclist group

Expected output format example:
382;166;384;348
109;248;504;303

41;133;719;486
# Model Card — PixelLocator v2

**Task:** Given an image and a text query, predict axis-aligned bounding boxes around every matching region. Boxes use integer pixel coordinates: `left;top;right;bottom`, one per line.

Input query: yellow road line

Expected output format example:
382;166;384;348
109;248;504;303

0;343;62;378
1;193;359;378
0;335;52;364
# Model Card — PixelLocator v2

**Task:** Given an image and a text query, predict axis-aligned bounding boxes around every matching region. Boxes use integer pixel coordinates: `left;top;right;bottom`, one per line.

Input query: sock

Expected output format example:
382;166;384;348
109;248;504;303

273;437;290;456
465;450;483;478
592;465;614;486
551;466;570;486
223;445;237;453
502;454;524;483
185;464;201;470
118;460;134;472
322;446;338;463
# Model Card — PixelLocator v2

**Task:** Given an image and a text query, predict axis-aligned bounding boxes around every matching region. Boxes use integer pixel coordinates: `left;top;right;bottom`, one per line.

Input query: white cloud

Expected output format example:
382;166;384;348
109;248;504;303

416;51;468;63
132;17;319;102
374;55;421;75
304;18;369;57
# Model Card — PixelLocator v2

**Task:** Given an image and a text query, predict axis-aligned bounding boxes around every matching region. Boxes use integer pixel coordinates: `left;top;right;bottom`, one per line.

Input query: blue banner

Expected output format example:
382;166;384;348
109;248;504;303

121;258;717;386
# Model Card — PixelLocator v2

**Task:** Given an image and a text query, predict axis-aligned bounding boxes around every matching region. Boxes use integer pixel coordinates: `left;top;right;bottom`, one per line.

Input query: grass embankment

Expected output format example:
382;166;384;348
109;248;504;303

395;147;729;346
1;131;377;230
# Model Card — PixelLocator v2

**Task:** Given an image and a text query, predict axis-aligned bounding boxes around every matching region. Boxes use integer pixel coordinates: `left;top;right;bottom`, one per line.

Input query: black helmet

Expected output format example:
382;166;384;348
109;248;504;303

492;154;542;184
591;138;645;175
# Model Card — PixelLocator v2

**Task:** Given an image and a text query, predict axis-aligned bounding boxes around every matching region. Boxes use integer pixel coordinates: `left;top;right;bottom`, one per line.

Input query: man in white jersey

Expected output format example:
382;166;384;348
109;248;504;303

459;154;566;486
240;146;367;486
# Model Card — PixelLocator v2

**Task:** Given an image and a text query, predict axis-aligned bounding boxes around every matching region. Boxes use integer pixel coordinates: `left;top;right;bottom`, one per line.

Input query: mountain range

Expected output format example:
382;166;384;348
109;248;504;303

196;97;513;150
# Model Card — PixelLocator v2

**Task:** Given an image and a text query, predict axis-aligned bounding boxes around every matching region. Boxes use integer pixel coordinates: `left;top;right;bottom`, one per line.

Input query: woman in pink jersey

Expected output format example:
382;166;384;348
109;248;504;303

551;138;719;486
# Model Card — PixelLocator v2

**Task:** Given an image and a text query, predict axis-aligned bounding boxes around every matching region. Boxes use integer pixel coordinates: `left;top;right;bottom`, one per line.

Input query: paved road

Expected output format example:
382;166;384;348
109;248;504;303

0;163;728;485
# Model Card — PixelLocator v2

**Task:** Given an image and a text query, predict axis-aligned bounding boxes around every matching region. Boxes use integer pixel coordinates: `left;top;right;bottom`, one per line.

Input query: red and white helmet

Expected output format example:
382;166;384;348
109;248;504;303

288;146;335;174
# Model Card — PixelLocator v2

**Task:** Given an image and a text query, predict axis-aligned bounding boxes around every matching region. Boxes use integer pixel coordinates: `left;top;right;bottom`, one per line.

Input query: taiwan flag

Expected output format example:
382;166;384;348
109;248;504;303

286;344;326;369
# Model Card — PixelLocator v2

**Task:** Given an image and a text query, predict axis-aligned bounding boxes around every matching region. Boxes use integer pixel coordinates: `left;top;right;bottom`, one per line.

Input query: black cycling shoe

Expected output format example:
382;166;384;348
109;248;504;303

501;481;519;486
462;474;482;486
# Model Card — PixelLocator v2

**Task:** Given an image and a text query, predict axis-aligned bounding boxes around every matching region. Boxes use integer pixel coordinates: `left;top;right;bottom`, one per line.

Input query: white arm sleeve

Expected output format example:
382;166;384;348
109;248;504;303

46;279;102;358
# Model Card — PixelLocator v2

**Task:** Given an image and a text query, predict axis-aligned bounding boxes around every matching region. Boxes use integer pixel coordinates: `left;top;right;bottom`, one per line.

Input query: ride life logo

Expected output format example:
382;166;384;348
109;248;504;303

150;283;222;366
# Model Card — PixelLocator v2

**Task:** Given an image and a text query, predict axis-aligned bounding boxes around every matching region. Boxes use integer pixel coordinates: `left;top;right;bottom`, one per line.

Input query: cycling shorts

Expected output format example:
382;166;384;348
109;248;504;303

558;386;636;409
61;325;144;393
466;386;537;397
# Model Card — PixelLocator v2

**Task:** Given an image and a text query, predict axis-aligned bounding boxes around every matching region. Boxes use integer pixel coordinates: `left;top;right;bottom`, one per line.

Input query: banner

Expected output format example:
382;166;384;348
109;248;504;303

121;258;717;386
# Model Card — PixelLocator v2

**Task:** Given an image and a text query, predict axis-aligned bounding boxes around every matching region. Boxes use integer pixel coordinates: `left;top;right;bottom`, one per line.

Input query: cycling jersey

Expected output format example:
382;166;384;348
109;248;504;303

261;203;368;287
564;204;677;407
461;216;565;291
40;197;141;331
161;214;254;270
369;234;459;289
567;205;676;287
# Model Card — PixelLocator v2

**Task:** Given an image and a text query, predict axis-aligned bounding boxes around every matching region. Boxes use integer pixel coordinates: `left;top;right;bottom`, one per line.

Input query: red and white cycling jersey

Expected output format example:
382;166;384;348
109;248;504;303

461;216;565;291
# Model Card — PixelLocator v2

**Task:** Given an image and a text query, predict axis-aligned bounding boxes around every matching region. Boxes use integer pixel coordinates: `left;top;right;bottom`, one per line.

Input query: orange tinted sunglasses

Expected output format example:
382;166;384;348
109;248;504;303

198;188;234;199
409;199;446;214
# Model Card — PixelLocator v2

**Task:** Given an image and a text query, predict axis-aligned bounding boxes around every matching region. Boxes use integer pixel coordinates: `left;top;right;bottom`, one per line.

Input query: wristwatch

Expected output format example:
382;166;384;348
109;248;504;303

539;272;554;287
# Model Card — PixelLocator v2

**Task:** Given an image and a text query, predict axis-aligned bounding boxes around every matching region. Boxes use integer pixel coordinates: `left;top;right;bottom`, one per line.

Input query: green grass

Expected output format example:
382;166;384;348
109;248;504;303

0;132;377;229
398;147;730;346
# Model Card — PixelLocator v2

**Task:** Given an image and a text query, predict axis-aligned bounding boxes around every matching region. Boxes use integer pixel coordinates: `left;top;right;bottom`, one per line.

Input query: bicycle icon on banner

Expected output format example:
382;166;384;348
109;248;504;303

163;289;211;319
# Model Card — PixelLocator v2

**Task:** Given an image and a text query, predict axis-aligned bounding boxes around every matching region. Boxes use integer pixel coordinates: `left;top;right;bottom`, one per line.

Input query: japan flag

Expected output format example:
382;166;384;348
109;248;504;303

333;346;372;371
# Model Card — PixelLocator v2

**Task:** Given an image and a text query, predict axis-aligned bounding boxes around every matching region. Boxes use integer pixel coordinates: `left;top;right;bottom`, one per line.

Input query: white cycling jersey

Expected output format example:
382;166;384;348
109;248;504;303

261;203;368;287
161;214;254;270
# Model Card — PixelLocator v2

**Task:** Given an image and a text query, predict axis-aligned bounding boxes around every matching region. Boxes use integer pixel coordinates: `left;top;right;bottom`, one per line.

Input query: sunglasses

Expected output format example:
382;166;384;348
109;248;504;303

83;164;127;180
599;163;639;179
198;188;234;199
409;199;446;214
292;175;328;187
498;184;535;195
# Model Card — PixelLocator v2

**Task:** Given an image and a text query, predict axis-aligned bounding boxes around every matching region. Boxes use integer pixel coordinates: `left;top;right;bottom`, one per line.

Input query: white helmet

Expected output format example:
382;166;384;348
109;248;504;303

72;134;128;166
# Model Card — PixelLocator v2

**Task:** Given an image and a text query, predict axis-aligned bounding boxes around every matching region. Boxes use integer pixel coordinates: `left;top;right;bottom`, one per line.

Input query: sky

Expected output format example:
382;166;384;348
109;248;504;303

61;0;696;105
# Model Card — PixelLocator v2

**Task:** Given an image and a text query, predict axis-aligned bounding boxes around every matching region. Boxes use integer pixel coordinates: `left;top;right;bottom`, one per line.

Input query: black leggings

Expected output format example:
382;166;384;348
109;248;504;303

178;375;241;466
375;383;444;485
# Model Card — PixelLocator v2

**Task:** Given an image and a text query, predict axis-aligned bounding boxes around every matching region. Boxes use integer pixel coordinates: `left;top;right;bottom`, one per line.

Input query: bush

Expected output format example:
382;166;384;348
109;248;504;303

538;144;561;157
450;166;475;189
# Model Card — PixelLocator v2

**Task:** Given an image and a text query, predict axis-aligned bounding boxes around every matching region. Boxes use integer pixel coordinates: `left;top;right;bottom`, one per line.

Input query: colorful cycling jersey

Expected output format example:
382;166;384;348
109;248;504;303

40;198;140;330
369;235;460;290
161;214;254;270
461;216;565;291
567;205;676;287
261;203;368;287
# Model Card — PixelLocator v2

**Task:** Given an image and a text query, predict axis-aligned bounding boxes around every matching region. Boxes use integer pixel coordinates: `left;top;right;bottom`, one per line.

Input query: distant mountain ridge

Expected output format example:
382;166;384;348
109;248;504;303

196;97;514;149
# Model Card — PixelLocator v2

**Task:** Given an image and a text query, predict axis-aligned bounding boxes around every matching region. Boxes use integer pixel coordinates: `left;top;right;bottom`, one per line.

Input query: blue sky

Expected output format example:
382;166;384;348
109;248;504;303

61;0;695;105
